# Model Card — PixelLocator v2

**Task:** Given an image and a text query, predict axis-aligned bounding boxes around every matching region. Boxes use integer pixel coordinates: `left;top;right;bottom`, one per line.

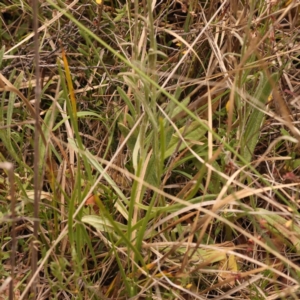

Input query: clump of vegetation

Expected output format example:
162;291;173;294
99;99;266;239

1;0;300;299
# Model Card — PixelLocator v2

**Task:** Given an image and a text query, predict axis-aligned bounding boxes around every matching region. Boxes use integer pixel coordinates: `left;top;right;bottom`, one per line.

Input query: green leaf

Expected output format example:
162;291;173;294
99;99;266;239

164;121;207;159
118;122;138;151
117;86;136;117
241;72;279;163
0;46;4;67
255;208;300;252
82;215;128;233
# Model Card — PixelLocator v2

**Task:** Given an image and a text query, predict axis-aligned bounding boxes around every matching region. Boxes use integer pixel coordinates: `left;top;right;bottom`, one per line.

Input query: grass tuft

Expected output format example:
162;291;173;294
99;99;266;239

1;0;300;299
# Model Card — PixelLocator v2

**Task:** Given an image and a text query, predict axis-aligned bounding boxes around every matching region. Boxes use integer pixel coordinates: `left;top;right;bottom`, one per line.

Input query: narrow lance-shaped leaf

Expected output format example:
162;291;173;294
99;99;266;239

241;72;279;163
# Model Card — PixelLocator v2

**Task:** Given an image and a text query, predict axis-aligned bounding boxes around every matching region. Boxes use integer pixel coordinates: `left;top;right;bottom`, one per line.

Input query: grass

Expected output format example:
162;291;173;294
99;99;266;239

1;0;300;299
